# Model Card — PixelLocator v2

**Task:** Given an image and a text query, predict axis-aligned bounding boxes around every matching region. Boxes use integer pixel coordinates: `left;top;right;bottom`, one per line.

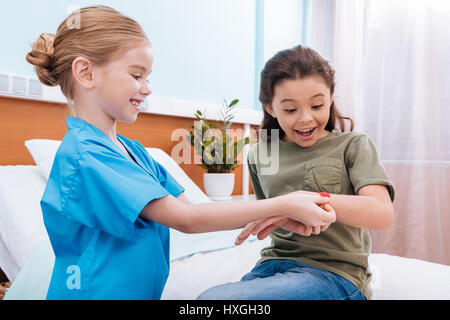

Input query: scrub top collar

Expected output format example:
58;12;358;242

65;117;155;179
66;116;115;142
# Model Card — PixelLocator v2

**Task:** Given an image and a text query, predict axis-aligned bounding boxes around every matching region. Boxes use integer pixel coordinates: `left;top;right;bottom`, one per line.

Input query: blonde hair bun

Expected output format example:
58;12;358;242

26;33;58;86
25;5;148;99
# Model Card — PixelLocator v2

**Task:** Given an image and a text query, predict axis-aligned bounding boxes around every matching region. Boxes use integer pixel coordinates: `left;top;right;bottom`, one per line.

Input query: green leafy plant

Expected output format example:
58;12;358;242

188;98;250;173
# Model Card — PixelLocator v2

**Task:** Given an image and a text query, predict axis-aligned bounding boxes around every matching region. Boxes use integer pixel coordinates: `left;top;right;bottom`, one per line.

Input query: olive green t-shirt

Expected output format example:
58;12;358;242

247;131;395;299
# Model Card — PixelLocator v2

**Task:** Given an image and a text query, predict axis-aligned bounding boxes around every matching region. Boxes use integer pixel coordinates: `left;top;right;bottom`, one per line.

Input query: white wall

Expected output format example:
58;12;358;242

263;0;305;62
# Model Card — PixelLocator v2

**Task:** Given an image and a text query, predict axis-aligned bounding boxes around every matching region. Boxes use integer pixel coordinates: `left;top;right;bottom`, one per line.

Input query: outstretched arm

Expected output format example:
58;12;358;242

140;192;335;234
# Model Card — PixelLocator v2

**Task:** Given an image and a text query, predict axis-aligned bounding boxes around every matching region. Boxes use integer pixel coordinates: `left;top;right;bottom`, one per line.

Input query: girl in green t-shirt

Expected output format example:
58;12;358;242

198;45;395;300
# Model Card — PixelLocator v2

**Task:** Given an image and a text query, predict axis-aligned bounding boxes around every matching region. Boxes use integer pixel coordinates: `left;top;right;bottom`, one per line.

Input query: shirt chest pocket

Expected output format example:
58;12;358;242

304;158;343;194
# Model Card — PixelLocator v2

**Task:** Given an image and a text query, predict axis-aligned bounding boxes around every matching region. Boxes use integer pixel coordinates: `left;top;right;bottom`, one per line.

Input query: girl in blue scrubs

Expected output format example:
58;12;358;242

26;6;335;300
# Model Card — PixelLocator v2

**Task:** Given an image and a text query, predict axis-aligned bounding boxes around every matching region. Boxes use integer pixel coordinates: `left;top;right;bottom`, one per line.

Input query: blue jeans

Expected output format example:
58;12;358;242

197;259;366;300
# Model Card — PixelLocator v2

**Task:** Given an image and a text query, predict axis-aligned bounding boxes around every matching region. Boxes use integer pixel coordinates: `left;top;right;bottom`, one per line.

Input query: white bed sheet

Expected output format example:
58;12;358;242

6;236;450;300
163;239;450;300
0;235;19;282
0;165;49;281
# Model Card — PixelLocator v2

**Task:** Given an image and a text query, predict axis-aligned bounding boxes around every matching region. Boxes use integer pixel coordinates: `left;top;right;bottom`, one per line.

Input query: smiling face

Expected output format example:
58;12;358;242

93;42;153;123
266;75;333;148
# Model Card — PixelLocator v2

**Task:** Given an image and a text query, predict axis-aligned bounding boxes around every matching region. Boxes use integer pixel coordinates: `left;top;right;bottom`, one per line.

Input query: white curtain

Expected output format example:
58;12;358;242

310;0;450;265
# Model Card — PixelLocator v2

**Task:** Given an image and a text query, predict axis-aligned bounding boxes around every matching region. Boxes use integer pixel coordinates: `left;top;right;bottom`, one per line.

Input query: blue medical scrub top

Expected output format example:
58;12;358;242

41;117;184;300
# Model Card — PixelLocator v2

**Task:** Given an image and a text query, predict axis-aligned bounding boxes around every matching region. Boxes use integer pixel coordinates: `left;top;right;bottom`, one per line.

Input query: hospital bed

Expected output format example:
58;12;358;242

1;139;450;300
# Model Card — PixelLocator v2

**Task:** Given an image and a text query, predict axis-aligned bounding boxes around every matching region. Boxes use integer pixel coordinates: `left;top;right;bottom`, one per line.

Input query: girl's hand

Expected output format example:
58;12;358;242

235;216;313;245
235;204;335;245
281;193;335;227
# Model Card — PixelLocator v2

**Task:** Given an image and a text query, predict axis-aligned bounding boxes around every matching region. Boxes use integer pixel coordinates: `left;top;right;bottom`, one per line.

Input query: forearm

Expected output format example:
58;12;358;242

142;194;284;234
143;192;334;234
329;194;393;230
180;198;283;233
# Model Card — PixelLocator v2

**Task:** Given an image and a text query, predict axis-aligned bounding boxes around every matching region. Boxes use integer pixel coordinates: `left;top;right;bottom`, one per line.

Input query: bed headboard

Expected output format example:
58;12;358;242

0;95;251;195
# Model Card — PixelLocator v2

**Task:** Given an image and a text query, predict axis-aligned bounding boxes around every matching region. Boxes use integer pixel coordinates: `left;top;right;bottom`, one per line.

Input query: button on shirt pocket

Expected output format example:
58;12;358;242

304;158;343;194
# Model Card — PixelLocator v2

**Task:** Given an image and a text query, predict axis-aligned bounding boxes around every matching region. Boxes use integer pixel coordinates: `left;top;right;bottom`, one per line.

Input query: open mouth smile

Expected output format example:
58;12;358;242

130;99;144;111
295;127;316;139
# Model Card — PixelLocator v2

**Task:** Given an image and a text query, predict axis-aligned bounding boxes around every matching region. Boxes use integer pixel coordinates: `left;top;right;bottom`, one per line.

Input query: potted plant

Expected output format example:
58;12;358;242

188;98;250;200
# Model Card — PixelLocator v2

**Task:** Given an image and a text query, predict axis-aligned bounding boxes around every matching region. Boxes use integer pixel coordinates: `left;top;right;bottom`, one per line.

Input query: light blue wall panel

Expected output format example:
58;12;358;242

0;0;256;109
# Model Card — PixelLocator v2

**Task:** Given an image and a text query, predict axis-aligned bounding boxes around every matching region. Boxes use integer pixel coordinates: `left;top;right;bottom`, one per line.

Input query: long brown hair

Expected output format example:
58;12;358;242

26;5;149;102
259;45;353;140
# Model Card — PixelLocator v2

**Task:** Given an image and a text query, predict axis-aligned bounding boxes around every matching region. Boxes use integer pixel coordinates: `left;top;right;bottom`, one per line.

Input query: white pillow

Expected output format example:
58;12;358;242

144;147;211;204
24;139;248;261
24;139;60;180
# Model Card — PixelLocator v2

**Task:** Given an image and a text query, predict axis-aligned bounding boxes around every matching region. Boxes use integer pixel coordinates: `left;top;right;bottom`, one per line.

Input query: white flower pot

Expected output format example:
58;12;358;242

203;173;235;201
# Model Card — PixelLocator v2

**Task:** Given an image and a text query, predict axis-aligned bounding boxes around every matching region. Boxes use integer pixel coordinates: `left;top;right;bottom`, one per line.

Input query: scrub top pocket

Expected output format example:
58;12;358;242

304;158;343;194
